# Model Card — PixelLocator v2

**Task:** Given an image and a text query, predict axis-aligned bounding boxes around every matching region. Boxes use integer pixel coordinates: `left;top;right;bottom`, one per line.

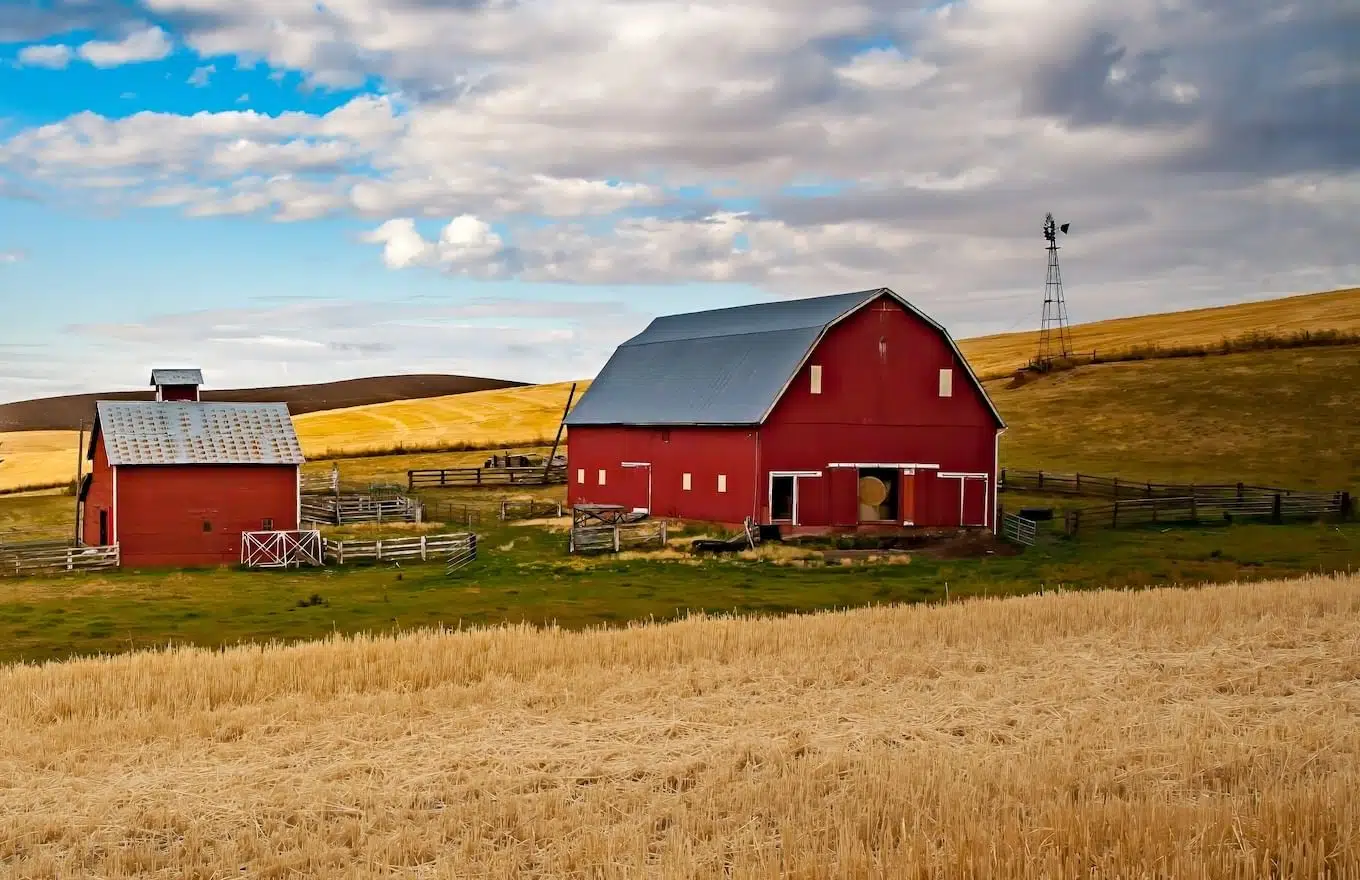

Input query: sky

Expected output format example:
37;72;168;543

0;0;1356;403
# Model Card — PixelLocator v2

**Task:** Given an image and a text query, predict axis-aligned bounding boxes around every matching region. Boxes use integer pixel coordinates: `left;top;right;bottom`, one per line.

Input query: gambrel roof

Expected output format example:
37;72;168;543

564;287;1004;428
89;401;305;466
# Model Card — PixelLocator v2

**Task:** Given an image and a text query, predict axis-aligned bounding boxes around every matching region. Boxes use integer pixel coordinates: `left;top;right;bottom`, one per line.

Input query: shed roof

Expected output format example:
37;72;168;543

564;287;1004;428
150;368;204;386
92;401;305;466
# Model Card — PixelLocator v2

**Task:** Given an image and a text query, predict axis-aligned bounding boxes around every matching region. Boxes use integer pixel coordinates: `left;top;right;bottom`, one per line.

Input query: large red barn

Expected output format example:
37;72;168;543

564;288;1006;533
79;370;305;568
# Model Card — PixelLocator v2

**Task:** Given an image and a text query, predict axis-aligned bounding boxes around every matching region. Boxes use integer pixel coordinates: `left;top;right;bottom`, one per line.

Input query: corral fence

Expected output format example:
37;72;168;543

999;512;1038;547
324;532;477;570
0;539;120;577
408;465;567;491
569;520;668;554
1063;491;1350;536
300;466;340;496
301;494;422;526
241;530;324;569
500;499;563;521
999;468;1339;504
421;500;484;529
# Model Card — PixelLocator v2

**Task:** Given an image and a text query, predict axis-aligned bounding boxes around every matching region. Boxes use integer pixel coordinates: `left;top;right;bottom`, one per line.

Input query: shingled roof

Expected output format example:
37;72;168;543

564;287;1003;427
90;401;305;466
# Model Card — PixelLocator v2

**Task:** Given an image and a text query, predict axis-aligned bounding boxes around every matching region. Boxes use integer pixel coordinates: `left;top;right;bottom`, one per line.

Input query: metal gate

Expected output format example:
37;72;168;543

1000;512;1038;546
241;530;324;568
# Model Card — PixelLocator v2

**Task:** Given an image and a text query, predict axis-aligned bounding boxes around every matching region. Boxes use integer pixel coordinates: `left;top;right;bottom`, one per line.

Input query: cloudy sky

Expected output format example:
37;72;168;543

0;0;1355;402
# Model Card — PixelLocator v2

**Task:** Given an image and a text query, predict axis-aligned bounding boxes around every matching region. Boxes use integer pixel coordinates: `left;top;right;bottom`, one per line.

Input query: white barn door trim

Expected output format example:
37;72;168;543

619;461;652;514
767;471;823;525
936;471;990;528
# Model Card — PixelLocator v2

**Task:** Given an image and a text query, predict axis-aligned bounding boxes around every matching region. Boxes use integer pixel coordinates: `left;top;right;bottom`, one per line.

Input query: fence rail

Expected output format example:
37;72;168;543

0;542;120;576
408;466;567;491
241;530;324;568
300;467;340;495
324;532;476;565
999;468;1333;503
1000;512;1038;546
500;499;563;521
569;520;668;554
301;494;421;526
1064;492;1349;535
421;500;484;529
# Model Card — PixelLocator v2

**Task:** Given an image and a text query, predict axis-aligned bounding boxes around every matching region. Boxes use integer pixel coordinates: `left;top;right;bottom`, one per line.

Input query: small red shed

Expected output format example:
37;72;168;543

564;288;1006;533
78;370;305;568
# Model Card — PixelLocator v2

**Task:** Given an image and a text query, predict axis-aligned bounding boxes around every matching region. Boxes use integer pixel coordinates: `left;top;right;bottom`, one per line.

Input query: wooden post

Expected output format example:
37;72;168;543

660;520;668;548
1037;471;1044;490
1112;476;1119;498
1272;493;1282;523
1237;482;1244;501
1112;501;1119;528
613;526;620;553
1342;492;1353;521
1190;493;1197;523
1075;473;1081;493
420;535;427;561
376;540;382;560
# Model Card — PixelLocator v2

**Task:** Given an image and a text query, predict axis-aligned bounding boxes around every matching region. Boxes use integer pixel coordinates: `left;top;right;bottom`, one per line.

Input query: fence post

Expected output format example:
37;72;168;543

1272;494;1282;523
376;540;382;560
1037;471;1044;490
613;526;620;553
1075;473;1081;493
1112;501;1119;528
420;535;427;561
999;467;1006;492
660;520;668;548
1112;476;1119;498
1190;493;1197;522
1342;492;1353;521
1237;482;1244;501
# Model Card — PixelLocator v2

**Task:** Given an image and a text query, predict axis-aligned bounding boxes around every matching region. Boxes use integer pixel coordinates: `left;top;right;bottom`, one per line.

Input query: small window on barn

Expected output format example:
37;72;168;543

661;429;671;442
262;518;273;531
598;469;607;486
576;468;585;484
682;472;692;491
717;474;728;493
202;520;212;532
810;364;822;394
938;368;954;397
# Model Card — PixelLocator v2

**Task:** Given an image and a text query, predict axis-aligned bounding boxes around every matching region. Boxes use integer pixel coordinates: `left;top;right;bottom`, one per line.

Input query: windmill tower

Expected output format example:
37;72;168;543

1035;212;1073;368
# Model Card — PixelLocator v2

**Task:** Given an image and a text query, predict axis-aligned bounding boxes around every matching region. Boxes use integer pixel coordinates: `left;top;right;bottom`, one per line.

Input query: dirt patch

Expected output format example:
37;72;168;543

925;530;1020;559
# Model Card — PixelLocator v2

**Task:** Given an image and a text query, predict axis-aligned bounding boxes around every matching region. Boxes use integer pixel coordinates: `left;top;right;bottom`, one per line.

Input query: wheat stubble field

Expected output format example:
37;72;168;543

2;575;1358;878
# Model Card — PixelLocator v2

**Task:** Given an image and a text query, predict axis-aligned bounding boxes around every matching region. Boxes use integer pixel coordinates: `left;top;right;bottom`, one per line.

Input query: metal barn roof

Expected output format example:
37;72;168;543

149;368;204;386
94;401;305;466
564;287;1004;427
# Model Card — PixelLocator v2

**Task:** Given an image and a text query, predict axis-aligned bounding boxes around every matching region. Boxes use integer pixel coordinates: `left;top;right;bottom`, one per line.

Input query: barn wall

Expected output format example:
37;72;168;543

80;428;114;546
566;426;760;525
759;293;1000;529
115;464;300;568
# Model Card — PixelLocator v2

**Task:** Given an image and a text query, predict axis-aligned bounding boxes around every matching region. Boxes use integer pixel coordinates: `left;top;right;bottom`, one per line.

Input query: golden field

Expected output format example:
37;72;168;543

291;379;587;458
957;286;1360;378
0;430;82;493
2;573;1358;878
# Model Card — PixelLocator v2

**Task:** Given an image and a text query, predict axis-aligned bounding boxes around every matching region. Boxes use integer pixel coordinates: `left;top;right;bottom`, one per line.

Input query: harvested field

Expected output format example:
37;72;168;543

0;430;79;494
2;573;1357;878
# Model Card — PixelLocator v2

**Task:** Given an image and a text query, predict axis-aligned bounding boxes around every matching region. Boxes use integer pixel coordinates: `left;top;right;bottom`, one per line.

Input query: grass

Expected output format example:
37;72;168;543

990;345;1360;491
959;285;1360;377
0;512;1356;666
2;572;1358;876
292;379;585;458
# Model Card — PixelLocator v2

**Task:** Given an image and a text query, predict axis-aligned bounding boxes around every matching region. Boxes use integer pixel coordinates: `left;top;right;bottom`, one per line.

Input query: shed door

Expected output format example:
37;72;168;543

962;476;989;527
98;509;108;546
619;463;651;514
828;468;858;526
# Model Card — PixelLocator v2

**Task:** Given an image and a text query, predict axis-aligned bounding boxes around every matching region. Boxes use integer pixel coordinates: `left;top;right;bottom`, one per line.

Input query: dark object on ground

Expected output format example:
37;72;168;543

1018;507;1054;521
692;536;750;554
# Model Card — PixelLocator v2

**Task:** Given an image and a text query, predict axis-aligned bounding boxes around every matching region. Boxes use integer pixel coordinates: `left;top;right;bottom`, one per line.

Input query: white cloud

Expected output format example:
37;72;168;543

16;44;72;69
78;25;173;67
362;215;506;274
188;64;215;87
0;250;25;264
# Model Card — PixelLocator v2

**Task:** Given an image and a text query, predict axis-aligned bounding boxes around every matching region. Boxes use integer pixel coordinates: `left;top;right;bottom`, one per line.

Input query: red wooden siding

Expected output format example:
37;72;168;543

106;465;298;568
566;426;760;524
80;426;115;547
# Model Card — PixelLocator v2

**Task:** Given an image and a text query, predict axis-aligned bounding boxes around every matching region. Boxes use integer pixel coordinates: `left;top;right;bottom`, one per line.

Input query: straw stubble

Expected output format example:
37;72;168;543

2;574;1358;877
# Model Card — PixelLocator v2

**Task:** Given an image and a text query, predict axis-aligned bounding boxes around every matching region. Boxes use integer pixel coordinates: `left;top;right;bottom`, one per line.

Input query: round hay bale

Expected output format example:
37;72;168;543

858;502;880;521
858;476;888;506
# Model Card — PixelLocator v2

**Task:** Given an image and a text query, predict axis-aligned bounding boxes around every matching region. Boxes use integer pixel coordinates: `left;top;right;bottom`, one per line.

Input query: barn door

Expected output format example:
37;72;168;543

828;468;858;526
961;475;989;527
98;509;109;546
619;462;651;514
900;470;918;525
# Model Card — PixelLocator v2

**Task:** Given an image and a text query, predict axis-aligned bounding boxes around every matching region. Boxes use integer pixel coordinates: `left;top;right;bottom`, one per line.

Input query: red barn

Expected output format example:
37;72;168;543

78;370;305;568
564;288;1006;533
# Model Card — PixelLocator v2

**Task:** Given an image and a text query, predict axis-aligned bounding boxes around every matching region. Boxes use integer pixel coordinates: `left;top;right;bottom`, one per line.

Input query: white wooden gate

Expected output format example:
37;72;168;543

241;530;324;568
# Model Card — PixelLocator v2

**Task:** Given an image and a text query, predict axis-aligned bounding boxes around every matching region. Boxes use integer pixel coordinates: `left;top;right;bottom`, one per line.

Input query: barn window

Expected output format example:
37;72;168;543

661;429;671;442
810;364;822;394
202;520;213;532
717;474;728;493
682;472;692;491
262;518;273;531
938;368;954;397
576;468;585;484
598;469;607;486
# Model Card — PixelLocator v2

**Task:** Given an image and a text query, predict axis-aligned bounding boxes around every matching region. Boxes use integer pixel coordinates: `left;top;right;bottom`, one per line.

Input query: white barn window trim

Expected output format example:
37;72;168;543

717;474;727;493
682;472;692;491
810;364;822;394
576;468;585;484
938;368;954;397
598;469;607;486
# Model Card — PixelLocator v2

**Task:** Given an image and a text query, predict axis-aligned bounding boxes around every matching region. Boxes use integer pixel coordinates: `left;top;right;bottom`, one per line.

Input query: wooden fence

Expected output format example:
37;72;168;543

999;468;1337;503
500;499;563;521
408;466;567;490
569;521;668;554
300;466;340;495
301;494;421;526
324;532;476;566
241;530;324;568
421;500;484;529
1063;491;1349;535
0;540;120;577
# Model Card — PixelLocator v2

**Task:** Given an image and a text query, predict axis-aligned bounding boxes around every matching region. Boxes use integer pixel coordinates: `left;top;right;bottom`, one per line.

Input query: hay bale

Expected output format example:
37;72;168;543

858;476;888;506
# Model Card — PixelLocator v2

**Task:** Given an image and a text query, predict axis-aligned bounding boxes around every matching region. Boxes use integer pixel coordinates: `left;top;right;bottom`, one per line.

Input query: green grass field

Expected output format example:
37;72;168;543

2;513;1356;665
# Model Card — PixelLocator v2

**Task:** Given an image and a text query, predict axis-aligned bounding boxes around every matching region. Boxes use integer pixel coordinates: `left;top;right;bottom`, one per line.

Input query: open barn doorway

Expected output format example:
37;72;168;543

856;468;899;523
771;475;795;521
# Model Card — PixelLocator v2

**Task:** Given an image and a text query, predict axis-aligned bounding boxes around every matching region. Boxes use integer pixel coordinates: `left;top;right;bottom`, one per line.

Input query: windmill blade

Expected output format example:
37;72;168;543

1060;223;1070;234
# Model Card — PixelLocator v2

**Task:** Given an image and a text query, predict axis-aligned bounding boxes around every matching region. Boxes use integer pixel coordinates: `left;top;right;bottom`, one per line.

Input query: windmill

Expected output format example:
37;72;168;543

1035;213;1073;368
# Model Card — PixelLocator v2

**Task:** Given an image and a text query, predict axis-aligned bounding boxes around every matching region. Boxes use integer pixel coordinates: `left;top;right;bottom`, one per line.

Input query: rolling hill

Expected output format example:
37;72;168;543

0;373;525;433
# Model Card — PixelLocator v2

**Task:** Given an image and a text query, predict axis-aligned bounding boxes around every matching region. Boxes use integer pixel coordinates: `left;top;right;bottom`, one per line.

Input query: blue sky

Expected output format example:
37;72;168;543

0;1;1355;402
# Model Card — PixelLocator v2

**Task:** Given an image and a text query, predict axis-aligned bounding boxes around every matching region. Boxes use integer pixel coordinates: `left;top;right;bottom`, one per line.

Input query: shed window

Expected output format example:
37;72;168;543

598;469;607;486
576;468;585;484
810;364;822;394
202;520;213;532
717;474;728;493
938;368;954;397
661;429;671;442
682;472;692;491
262;518;273;531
